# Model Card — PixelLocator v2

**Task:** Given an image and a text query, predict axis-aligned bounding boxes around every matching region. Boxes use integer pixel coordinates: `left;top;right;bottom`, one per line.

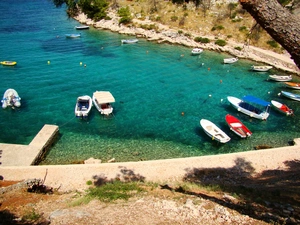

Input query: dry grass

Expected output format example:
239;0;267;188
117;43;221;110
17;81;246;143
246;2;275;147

116;0;283;52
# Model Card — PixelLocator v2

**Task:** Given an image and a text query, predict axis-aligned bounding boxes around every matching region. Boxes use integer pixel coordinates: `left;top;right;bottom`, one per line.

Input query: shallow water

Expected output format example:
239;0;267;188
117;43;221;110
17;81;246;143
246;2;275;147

0;0;299;165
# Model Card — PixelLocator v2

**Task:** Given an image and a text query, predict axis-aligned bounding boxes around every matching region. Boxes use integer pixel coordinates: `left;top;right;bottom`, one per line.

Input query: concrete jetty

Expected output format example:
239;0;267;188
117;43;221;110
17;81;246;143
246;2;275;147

0;124;59;166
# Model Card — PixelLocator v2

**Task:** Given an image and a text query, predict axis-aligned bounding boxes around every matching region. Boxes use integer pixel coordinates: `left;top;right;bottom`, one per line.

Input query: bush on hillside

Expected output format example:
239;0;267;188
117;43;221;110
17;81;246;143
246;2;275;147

194;37;210;43
215;39;227;46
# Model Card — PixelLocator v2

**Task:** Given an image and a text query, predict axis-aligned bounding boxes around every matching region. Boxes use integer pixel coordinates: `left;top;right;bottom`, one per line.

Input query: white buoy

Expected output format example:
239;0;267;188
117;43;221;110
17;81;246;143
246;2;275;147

220;99;223;102
47;61;50;64
209;94;212;97
80;62;82;66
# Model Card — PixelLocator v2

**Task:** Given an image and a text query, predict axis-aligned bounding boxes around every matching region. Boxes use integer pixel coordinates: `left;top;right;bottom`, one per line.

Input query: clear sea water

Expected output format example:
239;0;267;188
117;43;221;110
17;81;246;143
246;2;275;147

1;0;299;165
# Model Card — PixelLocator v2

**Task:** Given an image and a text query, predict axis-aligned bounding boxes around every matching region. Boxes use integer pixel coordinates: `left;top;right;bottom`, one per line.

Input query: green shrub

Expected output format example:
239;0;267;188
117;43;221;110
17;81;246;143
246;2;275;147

87;181;144;202
178;30;183;34
194;37;210;43
234;46;242;51
267;40;279;48
118;7;132;24
211;25;224;31
171;16;178;22
239;26;247;32
215;39;227;46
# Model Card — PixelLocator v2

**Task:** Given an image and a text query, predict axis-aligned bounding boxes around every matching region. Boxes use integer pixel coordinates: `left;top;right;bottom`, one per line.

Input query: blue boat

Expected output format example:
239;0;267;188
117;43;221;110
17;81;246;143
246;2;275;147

280;91;300;102
227;95;270;120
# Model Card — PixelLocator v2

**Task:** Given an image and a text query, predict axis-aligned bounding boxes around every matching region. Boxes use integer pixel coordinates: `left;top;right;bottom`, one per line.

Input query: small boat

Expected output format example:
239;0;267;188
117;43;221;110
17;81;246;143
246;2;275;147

65;33;81;38
271;100;294;116
121;39;138;44
92;91;115;116
225;114;252;138
1;88;21;109
284;82;300;90
74;95;92;119
280;91;300;102
75;25;89;30
268;75;292;82
223;57;238;64
227;96;270;120
200;119;231;143
251;65;273;72
191;48;203;55
0;61;17;66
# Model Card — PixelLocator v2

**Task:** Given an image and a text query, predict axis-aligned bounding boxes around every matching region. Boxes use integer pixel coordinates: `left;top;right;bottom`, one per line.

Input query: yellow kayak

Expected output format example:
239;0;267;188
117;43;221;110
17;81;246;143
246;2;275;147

0;61;17;66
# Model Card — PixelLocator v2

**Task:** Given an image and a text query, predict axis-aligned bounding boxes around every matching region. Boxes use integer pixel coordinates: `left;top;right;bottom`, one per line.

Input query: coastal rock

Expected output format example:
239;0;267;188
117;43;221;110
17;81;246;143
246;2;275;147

74;9;299;74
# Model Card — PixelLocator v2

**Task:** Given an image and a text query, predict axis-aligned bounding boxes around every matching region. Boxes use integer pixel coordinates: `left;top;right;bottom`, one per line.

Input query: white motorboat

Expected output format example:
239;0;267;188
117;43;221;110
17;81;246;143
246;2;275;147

227;96;270;120
121;39;138;44
92;91;115;116
66;33;81;38
191;48;203;55
1;88;21;109
200;119;230;143
75;25;89;30
74;95;92;119
251;65;273;71
268;74;292;82
223;57;238;64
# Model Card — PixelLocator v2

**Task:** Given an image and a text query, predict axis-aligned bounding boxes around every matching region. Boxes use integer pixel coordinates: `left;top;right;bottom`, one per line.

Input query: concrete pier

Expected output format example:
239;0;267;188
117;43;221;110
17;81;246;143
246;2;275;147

0;124;59;166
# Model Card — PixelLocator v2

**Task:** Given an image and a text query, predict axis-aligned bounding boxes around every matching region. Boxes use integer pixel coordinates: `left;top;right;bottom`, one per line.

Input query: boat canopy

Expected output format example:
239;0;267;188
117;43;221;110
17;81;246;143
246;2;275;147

243;95;270;106
93;91;115;104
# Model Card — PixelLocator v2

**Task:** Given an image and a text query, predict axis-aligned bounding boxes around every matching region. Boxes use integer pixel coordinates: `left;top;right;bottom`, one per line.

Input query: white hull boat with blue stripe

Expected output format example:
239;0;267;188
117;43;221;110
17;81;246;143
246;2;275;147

227;96;270;120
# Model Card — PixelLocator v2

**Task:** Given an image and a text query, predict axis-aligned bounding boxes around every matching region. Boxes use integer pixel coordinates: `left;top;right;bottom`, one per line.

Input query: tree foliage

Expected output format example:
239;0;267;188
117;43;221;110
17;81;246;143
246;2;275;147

78;0;109;20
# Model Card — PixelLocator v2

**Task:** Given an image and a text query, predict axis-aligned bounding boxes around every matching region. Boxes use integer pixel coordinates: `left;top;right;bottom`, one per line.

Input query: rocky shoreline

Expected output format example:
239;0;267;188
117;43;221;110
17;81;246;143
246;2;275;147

75;10;299;75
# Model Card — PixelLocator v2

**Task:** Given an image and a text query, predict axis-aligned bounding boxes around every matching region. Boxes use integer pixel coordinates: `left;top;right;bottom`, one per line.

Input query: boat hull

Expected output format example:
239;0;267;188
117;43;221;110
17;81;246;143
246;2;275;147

75;25;89;30
2;89;21;109
200;119;230;143
75;95;92;119
0;61;17;66
227;96;270;120
251;65;272;72
191;48;203;55
284;82;300;90
121;39;138;44
271;100;293;116
92;91;115;116
281;91;300;102
268;75;292;82
223;58;238;64
225;114;252;138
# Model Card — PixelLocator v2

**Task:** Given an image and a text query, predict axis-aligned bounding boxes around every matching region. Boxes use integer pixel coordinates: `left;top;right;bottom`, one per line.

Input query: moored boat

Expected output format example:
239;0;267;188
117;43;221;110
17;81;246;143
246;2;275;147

200;119;231;143
0;61;17;66
280;91;300;102
66;33;81;38
268;74;292;82
225;114;252;138
74;95;92;119
251;65;273;72
191;48;203;55
75;25;89;30
1;88;21;109
92;91;115;116
223;57;238;64
284;82;300;90
271;100;294;116
121;39;138;44
227;95;270;120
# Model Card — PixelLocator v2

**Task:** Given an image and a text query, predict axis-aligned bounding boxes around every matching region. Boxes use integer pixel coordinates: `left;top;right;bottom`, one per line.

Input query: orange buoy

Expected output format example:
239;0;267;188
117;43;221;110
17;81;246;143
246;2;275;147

208;67;210;71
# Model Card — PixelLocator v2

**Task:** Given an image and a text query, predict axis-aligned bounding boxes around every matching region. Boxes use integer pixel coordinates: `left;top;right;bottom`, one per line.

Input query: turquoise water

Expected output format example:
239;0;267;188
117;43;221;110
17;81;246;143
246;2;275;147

1;0;299;165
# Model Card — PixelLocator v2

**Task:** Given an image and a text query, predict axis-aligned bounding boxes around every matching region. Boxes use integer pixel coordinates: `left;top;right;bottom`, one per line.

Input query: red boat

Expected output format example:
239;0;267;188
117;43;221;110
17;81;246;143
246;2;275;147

225;114;252;138
271;100;294;116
